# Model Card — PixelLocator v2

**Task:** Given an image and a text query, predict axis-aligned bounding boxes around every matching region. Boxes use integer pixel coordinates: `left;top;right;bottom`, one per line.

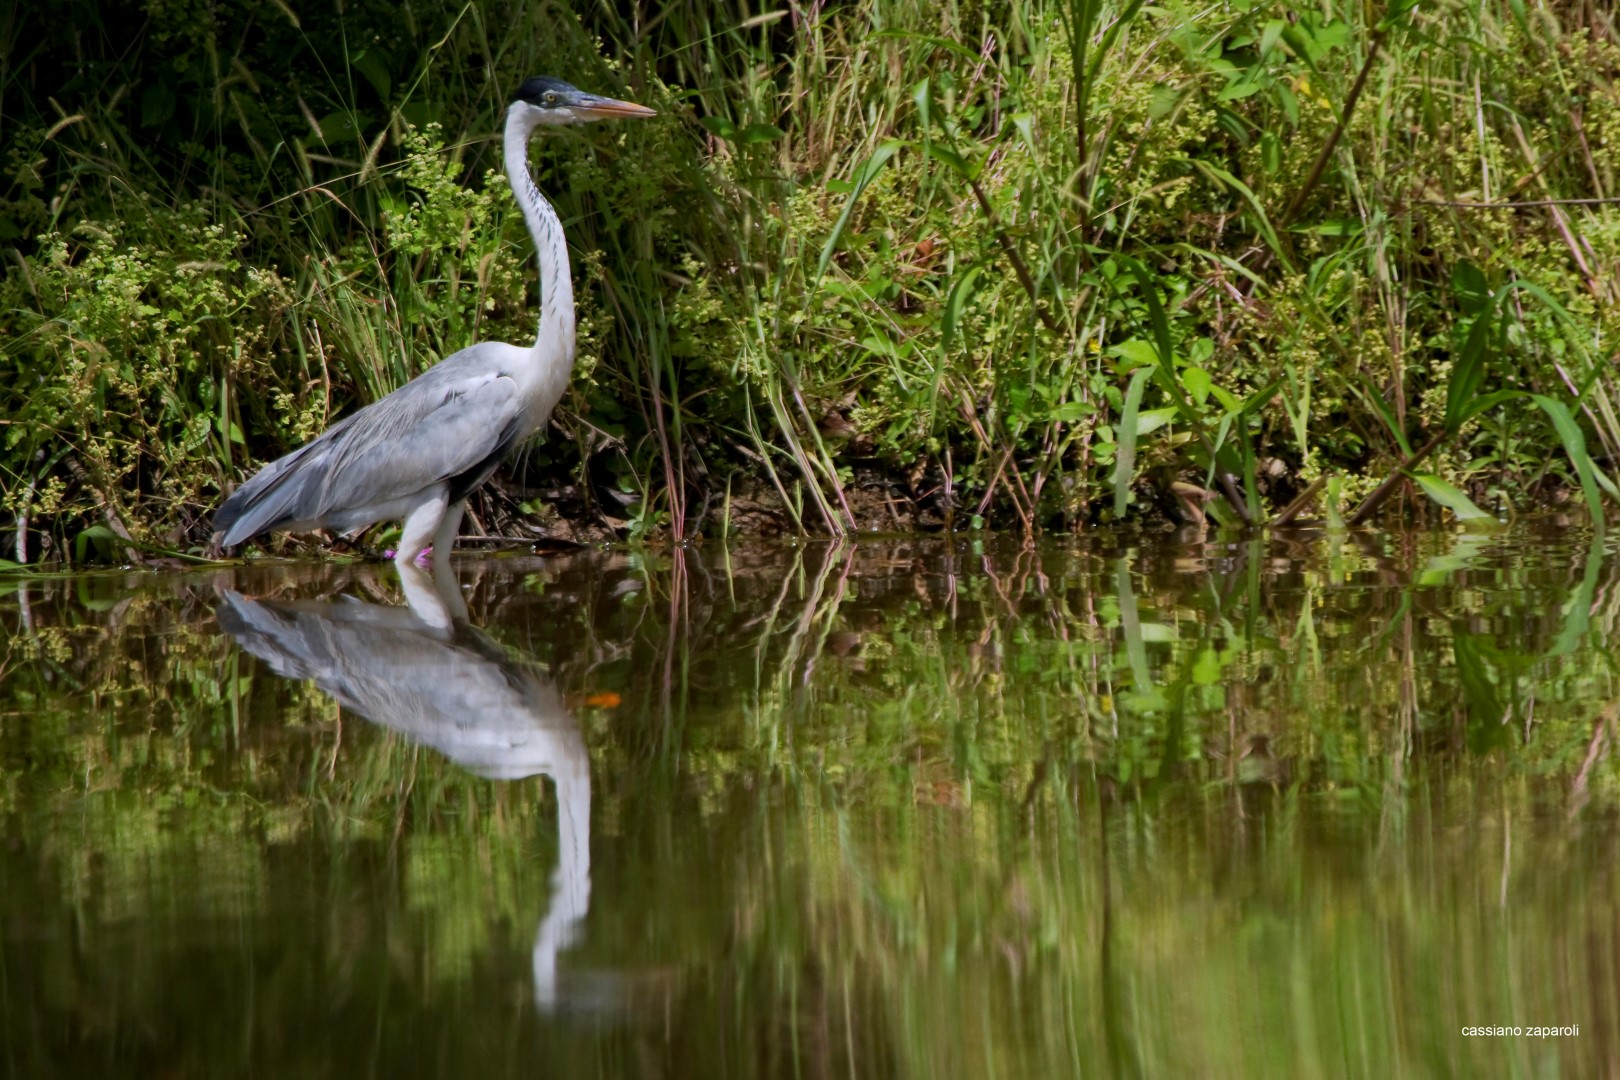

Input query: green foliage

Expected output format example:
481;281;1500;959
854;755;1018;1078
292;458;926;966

4;0;1620;558
1;201;289;541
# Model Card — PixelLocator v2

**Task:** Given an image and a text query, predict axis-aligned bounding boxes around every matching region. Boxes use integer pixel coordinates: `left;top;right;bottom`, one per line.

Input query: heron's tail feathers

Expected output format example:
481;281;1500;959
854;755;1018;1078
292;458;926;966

214;420;353;547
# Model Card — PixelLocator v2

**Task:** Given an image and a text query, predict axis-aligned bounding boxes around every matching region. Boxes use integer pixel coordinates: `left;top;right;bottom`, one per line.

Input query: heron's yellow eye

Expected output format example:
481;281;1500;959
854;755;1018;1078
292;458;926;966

543;91;558;106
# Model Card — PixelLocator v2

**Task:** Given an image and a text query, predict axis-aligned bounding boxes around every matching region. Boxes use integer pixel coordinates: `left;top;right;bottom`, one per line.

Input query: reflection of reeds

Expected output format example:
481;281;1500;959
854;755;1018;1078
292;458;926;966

2;531;1620;1072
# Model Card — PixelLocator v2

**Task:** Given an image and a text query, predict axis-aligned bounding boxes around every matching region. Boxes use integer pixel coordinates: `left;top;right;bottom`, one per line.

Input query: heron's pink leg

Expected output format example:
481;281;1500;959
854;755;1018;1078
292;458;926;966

393;492;448;566
429;501;466;564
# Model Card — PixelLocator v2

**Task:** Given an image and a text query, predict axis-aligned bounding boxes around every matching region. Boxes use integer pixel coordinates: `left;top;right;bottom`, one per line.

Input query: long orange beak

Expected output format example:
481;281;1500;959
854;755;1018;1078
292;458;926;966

571;94;657;120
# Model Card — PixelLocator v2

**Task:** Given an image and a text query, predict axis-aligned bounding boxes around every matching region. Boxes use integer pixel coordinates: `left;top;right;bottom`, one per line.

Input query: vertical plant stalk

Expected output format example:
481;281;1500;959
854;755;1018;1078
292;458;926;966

1063;0;1144;255
1277;27;1388;231
966;177;1062;336
15;477;34;564
651;391;684;541
649;350;687;543
661;547;687;721
740;396;805;534
1218;473;1254;525
1060;0;1096;242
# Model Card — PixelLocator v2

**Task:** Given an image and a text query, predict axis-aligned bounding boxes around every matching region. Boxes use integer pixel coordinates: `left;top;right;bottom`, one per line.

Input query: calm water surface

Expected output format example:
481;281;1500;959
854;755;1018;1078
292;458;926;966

3;528;1618;1078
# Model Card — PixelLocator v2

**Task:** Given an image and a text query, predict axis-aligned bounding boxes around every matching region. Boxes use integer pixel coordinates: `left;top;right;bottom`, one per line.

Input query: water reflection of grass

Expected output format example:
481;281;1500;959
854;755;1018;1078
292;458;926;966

0;531;1617;1075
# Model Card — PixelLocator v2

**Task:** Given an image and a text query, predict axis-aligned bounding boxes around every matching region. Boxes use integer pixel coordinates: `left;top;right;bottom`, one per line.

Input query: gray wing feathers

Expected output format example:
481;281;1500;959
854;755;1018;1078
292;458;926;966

216;346;530;545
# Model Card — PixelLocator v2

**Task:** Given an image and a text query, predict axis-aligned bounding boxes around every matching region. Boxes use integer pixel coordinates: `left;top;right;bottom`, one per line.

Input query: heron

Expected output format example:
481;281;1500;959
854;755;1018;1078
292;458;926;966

213;77;656;565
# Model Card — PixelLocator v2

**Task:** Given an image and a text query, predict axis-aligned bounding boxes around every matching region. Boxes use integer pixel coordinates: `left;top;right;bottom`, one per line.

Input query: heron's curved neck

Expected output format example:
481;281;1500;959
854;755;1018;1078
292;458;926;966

503;109;575;369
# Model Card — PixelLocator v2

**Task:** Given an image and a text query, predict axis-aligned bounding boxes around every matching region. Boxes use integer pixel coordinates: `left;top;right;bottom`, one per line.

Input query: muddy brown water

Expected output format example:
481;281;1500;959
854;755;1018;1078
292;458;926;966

1;528;1616;1077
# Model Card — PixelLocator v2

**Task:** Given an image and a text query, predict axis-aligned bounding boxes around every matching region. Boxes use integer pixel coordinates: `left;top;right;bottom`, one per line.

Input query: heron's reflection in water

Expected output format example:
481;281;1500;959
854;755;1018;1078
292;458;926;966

216;565;590;1011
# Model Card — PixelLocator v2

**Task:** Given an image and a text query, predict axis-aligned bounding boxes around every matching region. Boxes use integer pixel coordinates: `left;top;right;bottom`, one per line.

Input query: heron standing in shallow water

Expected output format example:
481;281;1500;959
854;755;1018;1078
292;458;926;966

213;77;655;565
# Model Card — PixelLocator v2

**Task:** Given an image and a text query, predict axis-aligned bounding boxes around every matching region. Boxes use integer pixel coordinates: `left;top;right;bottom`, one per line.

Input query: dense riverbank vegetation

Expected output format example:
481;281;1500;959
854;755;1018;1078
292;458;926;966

4;0;1619;561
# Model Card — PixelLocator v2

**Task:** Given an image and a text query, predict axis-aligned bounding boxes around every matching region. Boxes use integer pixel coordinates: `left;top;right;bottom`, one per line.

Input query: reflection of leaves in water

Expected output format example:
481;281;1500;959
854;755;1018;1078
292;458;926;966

2;533;1620;1076
1453;632;1511;753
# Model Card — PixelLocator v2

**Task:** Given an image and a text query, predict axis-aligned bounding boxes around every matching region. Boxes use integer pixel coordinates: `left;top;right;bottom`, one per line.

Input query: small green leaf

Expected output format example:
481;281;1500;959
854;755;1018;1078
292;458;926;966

699;116;738;140
1457;389;1521;427
1191;646;1223;685
352;48;393;101
1275;82;1300;127
1324;476;1346;530
1135;407;1177;436
74;524;119;564
1259;20;1287;57
1112;338;1161;370
1313;21;1353;51
912;78;933;130
313;111;363;143
214;414;245;444
1359;379;1412;457
1217;77;1265;102
921;142;974;178
738;123;785;144
1378;0;1423;32
1260;131;1282;175
1148;85;1184;119
1300;218;1362;237
1183;367;1214;405
1411;473;1496;524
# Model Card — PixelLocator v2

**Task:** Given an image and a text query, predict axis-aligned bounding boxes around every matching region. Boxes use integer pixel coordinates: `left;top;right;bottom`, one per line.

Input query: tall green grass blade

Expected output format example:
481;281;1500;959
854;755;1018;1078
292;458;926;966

1357;379;1413;458
941;264;986;352
1324;476;1346;530
1126;259;1176;383
1192;161;1289;267
1113;366;1154;517
1445;301;1494;434
815;141;903;286
1451;261;1490;316
1531;394;1607;527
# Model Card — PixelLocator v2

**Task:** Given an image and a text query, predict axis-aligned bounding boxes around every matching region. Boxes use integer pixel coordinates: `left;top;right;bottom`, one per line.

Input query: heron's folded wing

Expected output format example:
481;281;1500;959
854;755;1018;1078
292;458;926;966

313;365;530;517
215;346;533;544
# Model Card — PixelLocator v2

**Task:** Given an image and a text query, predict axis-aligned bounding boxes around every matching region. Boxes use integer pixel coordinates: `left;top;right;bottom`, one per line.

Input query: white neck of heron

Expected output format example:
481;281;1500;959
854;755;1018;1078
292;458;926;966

503;107;575;372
